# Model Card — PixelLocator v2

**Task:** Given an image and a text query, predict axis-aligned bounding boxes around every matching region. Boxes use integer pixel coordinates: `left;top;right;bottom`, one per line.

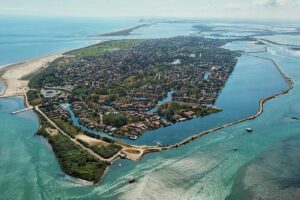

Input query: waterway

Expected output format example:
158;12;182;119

67;52;288;146
0;19;300;200
148;91;174;113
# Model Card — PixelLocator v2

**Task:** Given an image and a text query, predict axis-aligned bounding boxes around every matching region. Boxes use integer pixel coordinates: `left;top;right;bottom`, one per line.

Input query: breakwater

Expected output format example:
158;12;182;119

149;53;293;152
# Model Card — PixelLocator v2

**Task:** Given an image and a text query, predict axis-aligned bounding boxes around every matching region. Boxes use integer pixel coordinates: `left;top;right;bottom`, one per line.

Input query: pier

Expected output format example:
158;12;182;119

2;93;34;115
11;107;33;115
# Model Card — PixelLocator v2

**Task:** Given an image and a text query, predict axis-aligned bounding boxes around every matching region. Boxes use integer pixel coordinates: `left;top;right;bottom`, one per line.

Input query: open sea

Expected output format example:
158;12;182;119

0;16;300;199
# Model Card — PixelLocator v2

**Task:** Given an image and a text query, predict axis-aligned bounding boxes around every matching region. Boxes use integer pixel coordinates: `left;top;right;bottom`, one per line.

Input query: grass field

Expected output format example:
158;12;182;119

66;39;144;57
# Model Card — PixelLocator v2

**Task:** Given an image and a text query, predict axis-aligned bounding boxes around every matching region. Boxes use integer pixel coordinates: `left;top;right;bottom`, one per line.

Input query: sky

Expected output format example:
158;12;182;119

1;0;300;20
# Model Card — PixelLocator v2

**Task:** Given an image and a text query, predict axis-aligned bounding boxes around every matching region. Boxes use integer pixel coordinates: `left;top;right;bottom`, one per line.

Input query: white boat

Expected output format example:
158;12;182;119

246;128;253;132
129;135;138;140
128;177;136;184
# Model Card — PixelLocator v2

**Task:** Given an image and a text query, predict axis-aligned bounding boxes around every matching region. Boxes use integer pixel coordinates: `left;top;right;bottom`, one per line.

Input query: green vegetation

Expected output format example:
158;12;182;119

66;40;143;58
27;90;42;106
28;58;63;89
53;118;80;138
103;113;129;128
48;134;108;183
35;112;53;137
90;144;122;159
76;138;90;148
36;112;107;183
158;101;220;122
76;138;121;158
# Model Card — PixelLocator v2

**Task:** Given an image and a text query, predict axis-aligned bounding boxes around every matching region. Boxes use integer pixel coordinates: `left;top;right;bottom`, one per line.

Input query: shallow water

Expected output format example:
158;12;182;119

226;133;300;200
0;16;139;67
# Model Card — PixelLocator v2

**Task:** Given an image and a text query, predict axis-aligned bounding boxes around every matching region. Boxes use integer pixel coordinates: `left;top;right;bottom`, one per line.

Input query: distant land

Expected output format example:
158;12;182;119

98;24;151;36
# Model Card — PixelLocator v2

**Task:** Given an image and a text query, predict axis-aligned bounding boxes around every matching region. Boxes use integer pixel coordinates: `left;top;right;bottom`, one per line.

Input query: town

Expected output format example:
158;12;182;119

28;36;240;140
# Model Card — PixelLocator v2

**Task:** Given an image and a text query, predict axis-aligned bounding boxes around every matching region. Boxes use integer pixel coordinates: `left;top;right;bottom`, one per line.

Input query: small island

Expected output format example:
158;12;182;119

290;47;300;51
26;36;240;183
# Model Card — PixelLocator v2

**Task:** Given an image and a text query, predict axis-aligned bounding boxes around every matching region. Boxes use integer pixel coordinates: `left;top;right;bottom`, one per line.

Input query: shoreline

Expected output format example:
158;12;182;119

0;38;294;184
0;40;106;99
0;53;62;98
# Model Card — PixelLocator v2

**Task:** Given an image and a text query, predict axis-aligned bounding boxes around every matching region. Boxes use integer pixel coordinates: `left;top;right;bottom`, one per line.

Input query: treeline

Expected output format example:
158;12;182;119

77;138;122;159
28;58;64;89
27;90;42;106
103;113;129;128
48;134;108;183
82;130;115;144
35;112;108;183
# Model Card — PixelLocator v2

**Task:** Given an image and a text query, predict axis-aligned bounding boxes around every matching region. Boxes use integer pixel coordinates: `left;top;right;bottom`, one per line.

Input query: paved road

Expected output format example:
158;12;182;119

35;106;120;163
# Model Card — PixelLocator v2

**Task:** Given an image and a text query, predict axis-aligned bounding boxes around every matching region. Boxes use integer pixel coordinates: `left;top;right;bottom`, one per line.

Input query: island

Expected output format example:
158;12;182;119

25;36;241;183
290;47;300;51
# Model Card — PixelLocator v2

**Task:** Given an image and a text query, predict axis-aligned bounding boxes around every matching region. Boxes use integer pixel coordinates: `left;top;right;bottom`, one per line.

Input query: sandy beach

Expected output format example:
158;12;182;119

0;54;61;97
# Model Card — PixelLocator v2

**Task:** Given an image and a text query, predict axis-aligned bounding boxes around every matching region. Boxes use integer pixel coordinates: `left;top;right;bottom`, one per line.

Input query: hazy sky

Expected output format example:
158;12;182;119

1;0;300;20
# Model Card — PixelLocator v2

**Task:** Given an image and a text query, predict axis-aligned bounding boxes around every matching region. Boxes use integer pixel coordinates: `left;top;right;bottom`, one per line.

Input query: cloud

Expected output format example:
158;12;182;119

254;0;300;7
224;0;300;11
254;0;277;7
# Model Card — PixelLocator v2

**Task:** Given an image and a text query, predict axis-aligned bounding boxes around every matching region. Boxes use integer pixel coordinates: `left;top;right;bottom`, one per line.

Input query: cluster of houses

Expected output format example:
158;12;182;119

40;101;69;121
109;114;170;139
71;100;170;139
169;105;222;123
36;36;239;139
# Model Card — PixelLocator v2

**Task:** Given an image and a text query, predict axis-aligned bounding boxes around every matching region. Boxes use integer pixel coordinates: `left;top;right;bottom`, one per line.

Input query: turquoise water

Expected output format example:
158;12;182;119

1;19;300;199
0;16;138;66
226;133;300;200
0;17;201;67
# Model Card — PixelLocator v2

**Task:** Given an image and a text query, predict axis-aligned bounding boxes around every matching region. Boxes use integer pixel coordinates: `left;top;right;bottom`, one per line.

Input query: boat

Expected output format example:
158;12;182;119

246;128;253;132
129;135;138;140
119;154;126;159
128;177;136;184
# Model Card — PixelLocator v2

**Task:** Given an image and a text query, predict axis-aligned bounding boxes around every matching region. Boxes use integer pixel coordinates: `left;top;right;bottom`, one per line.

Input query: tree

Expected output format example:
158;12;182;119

103;113;128;128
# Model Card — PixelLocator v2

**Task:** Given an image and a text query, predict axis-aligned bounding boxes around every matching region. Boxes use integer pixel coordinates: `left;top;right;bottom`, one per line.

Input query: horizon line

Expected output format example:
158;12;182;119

1;14;300;23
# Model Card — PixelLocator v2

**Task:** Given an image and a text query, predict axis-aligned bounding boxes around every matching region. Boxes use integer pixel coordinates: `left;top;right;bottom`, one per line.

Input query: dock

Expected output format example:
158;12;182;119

11;107;33;115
